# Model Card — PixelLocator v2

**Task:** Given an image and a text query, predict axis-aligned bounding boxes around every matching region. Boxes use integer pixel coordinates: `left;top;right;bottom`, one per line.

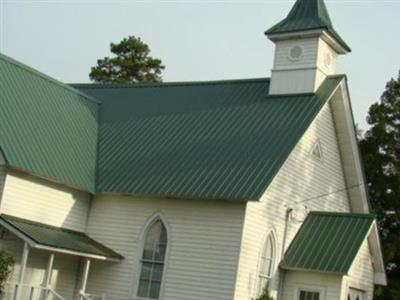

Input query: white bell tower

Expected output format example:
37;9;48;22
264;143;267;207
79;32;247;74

265;0;351;95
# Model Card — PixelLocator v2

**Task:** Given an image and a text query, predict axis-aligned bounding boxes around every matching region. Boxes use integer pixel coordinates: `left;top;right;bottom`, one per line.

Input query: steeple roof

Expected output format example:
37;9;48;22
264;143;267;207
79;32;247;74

265;0;351;52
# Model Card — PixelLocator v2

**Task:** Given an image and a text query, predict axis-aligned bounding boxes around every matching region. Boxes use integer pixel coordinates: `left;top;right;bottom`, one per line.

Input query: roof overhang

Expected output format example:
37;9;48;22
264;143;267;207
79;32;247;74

330;78;370;213
0;214;123;262
0;147;7;166
267;29;349;55
280;212;387;286
368;222;387;285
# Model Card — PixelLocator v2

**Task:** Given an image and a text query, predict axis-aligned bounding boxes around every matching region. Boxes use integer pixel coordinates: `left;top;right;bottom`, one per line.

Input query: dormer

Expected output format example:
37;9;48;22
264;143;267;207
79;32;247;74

265;0;351;95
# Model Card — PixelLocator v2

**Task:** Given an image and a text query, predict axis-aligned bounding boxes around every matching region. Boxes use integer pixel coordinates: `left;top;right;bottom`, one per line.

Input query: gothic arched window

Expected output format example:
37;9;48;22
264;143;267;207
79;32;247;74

137;219;168;299
258;233;276;295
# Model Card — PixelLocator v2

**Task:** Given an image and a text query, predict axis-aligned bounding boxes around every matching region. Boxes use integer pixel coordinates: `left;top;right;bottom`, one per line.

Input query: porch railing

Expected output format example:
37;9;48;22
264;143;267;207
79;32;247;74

7;283;67;300
6;282;108;300
79;291;107;300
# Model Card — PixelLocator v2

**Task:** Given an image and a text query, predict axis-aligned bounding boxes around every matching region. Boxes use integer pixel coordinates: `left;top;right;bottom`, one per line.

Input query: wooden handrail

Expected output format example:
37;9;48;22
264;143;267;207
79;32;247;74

48;288;67;300
7;283;66;300
80;291;106;300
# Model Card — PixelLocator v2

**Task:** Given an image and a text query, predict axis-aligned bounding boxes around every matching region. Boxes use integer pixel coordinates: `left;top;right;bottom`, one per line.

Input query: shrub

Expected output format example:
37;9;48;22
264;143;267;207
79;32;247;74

253;285;274;300
0;249;14;298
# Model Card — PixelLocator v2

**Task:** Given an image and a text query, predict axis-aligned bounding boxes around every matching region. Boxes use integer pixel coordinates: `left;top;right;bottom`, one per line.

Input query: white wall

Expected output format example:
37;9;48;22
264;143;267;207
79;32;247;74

0;170;91;232
270;37;339;94
0;167;5;207
281;271;343;300
0;169;91;299
85;195;246;300
272;38;319;70
234;100;353;300
343;240;375;300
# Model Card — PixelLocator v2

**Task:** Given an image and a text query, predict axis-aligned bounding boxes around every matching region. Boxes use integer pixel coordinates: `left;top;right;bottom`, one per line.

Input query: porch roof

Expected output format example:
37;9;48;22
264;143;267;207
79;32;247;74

280;212;375;274
0;214;123;261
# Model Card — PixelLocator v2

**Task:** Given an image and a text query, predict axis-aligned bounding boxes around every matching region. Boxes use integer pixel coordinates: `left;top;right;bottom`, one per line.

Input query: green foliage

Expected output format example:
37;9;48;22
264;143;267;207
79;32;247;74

359;70;400;299
90;36;165;83
252;285;274;300
0;249;14;297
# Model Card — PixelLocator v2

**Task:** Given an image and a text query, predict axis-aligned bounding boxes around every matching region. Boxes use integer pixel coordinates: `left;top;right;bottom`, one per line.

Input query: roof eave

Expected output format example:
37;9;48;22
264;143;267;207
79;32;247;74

279;265;346;276
96;191;257;203
369;221;388;286
0;147;8;166
0;215;123;261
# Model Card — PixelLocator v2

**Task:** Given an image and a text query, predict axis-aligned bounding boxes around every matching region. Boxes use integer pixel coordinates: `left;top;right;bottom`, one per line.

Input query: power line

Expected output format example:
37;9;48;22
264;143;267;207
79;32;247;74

294;182;365;205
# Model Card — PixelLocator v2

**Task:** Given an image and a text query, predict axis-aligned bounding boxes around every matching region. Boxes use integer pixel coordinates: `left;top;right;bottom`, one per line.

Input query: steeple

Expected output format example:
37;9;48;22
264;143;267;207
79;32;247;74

266;0;350;95
266;0;350;53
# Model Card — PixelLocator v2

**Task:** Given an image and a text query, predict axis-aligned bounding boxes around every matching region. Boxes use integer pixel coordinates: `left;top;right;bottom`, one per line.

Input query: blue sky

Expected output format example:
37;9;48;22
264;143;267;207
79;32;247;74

1;0;399;129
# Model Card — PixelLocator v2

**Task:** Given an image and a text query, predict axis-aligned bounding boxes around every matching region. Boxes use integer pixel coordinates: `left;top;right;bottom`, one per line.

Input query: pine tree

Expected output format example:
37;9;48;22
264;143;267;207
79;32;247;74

90;36;165;83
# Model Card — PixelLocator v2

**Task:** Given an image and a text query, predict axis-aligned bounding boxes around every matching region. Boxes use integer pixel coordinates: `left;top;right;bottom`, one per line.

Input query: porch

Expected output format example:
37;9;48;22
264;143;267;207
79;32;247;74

0;214;123;300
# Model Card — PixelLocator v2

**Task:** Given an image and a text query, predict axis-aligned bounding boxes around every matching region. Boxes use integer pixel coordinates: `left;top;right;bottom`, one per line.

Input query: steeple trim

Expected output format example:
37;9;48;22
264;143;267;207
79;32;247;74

265;0;351;52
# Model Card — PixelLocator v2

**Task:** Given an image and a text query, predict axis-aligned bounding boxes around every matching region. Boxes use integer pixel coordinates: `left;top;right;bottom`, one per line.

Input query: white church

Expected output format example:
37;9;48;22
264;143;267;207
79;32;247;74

0;0;387;299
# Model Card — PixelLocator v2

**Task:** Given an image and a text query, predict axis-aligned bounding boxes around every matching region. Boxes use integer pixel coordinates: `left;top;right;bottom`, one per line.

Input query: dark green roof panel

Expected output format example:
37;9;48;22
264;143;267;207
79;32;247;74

73;76;343;200
265;0;351;52
0;54;99;192
281;212;375;274
1;214;122;259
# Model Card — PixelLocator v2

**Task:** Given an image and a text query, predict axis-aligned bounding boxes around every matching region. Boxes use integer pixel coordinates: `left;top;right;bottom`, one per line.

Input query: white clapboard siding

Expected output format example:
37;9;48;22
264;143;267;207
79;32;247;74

0;165;6;205
234;101;353;300
0;230;80;300
85;196;246;300
316;39;338;77
270;38;319;94
270;37;339;95
281;271;343;300
0;170;91;232
273;38;319;70
344;240;375;300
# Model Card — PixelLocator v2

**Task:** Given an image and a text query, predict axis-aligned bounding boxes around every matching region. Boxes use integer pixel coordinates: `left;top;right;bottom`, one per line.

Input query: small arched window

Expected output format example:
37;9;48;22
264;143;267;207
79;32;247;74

257;233;275;296
137;219;168;299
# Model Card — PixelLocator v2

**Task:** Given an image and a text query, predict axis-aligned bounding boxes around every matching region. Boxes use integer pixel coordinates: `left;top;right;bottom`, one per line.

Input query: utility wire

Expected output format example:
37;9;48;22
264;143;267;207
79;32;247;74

294;182;365;205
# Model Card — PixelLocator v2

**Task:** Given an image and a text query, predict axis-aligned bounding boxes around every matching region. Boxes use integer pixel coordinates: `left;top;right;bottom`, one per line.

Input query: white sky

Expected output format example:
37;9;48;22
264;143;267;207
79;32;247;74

1;0;399;130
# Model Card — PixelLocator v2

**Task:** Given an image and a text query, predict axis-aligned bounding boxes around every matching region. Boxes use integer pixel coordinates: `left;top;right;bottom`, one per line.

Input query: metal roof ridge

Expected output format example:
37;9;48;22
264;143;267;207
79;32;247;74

70;77;270;90
0;52;101;105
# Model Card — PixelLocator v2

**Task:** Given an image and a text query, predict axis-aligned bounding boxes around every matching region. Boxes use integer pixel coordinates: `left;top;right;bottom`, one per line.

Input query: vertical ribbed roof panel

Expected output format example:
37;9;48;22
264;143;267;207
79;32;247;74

74;76;343;200
281;212;375;273
0;54;99;192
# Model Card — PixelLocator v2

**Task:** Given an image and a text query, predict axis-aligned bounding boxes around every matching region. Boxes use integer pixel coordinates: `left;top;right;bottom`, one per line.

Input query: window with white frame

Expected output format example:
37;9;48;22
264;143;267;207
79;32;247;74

137;219;167;299
348;288;365;300
257;233;275;296
298;290;320;300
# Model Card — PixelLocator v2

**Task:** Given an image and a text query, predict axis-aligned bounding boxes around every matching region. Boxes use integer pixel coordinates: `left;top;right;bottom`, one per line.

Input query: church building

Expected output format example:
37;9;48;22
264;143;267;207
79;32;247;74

0;0;386;299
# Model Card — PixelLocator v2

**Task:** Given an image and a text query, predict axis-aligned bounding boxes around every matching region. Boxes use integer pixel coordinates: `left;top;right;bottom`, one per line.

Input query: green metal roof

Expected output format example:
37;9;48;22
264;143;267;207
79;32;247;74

0;214;122;260
0;53;99;192
0;53;344;200
265;0;351;52
73;75;343;200
281;212;375;274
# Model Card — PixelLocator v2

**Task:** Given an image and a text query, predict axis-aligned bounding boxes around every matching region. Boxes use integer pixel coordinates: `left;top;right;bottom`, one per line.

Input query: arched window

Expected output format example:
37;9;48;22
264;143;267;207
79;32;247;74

257;233;275;296
137;219;168;299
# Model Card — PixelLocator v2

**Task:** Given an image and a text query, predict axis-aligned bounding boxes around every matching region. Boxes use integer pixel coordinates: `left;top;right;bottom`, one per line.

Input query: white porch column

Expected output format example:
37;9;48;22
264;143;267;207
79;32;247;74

79;258;91;300
42;253;55;300
14;242;29;300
